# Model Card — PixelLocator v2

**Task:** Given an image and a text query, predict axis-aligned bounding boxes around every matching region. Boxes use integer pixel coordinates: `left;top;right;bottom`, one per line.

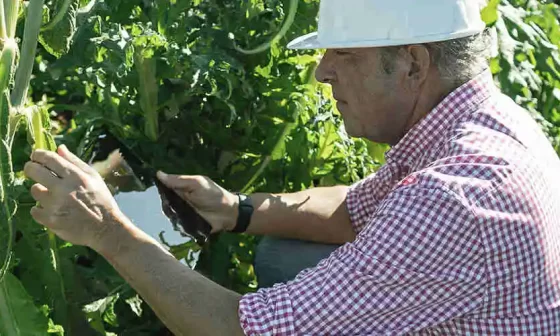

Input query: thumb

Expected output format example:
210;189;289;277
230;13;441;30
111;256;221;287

57;144;94;173
156;171;203;193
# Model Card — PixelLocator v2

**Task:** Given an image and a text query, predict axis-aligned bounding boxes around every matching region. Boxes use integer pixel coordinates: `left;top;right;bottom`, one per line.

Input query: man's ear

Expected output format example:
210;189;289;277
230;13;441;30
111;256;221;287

404;45;431;88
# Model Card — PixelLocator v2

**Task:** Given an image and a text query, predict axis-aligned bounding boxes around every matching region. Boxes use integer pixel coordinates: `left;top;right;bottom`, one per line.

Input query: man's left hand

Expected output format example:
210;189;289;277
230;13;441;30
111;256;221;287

24;145;126;251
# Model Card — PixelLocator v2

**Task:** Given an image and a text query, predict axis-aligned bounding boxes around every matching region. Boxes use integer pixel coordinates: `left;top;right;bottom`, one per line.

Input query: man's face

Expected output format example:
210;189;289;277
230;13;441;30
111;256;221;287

315;47;416;145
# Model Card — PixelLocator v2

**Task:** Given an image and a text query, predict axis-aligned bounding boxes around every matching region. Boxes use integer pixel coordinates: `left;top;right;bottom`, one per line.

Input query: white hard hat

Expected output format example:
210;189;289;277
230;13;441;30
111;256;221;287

287;0;487;49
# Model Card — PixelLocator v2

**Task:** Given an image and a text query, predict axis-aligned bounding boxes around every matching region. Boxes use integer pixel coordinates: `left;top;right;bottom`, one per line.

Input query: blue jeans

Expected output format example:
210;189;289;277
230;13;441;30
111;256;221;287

254;236;341;288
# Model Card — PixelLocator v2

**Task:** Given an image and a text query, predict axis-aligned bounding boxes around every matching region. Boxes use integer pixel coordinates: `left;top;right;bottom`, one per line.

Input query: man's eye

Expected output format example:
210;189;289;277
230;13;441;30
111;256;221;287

334;50;351;56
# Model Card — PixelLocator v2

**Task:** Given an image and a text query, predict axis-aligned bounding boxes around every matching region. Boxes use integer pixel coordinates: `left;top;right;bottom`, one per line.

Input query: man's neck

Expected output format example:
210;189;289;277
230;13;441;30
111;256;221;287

403;72;459;136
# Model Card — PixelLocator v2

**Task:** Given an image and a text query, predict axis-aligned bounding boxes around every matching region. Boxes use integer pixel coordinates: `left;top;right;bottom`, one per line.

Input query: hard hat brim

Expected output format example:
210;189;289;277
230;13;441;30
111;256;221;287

287;24;486;50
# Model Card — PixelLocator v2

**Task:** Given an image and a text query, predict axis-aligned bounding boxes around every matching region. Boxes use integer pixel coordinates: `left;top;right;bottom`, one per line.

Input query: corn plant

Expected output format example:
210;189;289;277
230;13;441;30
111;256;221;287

0;0;77;334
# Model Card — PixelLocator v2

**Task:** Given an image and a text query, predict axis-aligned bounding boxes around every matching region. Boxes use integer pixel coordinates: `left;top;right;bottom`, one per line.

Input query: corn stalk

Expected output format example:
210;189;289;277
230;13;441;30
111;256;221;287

0;38;16;283
11;0;44;108
0;0;46;283
0;0;69;333
0;0;22;331
3;0;18;39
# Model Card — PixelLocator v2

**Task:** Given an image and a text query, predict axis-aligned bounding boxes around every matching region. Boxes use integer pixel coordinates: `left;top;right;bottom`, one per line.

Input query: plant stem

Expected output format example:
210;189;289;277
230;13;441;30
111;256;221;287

0;38;16;99
240;156;271;194
0;30;17;332
241;62;318;193
41;0;71;31
234;0;299;54
11;0;44;108
0;200;13;282
3;0;19;39
135;51;159;141
30;105;45;148
30;105;69;327
0;40;16;281
48;231;64;287
0;0;7;40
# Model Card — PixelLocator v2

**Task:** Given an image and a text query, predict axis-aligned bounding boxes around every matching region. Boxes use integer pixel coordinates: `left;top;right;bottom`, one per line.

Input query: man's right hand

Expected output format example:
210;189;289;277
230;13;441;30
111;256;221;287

156;172;239;233
156;172;354;244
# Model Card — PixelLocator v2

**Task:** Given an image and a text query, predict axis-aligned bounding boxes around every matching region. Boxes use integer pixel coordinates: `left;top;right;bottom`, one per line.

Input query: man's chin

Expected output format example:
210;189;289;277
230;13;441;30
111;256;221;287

342;124;363;139
343;124;391;144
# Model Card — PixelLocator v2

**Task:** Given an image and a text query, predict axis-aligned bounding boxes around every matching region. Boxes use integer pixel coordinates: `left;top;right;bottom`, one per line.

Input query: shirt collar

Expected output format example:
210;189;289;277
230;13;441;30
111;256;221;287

384;69;497;167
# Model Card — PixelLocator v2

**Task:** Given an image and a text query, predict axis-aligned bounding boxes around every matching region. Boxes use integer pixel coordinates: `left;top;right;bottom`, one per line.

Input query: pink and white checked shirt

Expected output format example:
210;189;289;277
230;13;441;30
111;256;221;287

238;70;560;335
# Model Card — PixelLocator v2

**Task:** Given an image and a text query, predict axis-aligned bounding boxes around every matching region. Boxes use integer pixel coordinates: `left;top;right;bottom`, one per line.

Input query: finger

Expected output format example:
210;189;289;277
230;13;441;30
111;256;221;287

57;145;94;174
30;150;75;178
30;206;50;226
156;172;204;193
24;161;61;188
30;183;51;205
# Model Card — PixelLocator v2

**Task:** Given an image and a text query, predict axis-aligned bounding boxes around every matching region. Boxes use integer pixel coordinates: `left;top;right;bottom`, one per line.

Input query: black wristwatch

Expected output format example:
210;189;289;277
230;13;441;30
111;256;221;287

231;193;253;233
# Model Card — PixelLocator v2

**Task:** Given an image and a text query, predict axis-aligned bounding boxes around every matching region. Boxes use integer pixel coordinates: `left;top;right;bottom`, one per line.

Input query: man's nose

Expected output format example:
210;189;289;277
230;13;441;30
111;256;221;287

315;52;335;84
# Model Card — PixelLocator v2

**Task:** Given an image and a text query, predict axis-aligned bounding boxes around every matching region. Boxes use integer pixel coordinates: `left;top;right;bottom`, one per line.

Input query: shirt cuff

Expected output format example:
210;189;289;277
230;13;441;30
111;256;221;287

238;284;296;335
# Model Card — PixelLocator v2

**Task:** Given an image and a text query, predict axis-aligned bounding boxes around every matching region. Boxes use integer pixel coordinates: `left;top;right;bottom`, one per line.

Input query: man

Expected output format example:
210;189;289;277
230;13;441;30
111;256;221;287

23;0;560;334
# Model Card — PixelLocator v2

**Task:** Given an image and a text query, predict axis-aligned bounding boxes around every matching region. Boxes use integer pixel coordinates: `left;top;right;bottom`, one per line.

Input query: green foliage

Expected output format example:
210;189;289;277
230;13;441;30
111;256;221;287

484;0;560;152
39;0;81;58
19;0;380;332
0;273;49;336
0;0;557;334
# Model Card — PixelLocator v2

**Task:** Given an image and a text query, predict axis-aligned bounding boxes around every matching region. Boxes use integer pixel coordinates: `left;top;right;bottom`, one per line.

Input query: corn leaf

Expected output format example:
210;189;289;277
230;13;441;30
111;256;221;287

0;273;49;336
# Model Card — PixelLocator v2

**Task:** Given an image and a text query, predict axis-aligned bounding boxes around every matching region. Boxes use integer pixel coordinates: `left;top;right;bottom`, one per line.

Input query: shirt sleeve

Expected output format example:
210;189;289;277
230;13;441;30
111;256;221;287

238;185;487;335
345;163;403;234
346;172;382;234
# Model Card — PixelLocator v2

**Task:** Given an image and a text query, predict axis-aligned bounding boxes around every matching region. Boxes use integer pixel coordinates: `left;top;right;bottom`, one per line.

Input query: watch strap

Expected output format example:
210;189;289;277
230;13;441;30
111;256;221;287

231;193;253;233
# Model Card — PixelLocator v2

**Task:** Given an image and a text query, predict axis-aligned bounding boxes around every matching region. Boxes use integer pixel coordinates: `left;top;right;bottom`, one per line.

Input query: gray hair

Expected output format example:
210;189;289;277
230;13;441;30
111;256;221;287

379;28;494;87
